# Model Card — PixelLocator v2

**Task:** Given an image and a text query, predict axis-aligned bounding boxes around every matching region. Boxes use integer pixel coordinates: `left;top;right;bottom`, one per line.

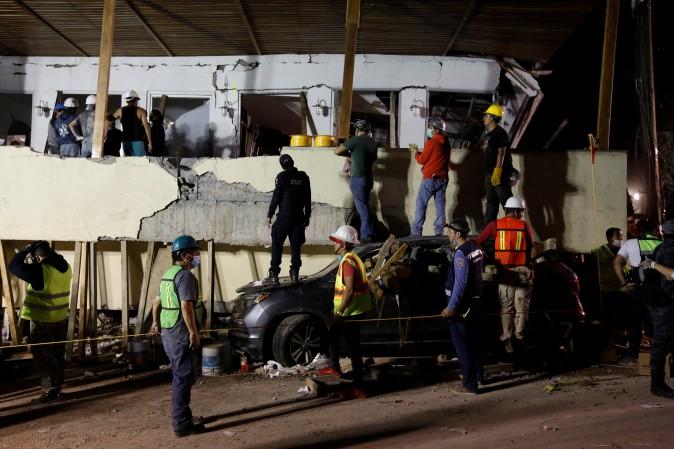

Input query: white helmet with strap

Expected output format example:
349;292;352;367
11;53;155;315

329;225;359;246
85;95;96;105
504;196;526;210
63;97;79;108
123;90;140;101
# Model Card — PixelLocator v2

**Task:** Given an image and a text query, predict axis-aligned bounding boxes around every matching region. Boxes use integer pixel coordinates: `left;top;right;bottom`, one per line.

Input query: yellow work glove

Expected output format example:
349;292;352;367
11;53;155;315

490;167;502;186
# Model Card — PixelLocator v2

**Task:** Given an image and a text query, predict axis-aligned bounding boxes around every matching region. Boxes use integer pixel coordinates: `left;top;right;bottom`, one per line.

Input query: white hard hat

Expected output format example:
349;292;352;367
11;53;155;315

124;90;140;101
504;196;526;210
63;97;79;108
85;95;96;105
329;225;359;246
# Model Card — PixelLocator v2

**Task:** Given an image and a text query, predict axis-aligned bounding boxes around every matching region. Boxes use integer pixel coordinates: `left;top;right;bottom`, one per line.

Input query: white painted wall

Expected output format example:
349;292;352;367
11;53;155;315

0;54;501;157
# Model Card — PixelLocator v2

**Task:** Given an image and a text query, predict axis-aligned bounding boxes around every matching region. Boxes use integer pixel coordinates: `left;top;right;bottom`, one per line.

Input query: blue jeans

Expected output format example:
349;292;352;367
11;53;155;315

412;178;448;236
350;176;375;240
647;303;674;386
161;322;198;432
123;140;146;156
59;143;80;157
449;319;479;392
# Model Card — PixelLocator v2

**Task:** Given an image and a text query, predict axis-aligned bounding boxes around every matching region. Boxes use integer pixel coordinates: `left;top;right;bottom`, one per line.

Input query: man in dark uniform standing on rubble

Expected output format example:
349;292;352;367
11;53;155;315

266;154;312;286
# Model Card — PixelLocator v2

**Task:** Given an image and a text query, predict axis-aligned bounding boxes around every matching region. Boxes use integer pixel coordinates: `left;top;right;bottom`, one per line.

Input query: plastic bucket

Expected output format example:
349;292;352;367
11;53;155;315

202;340;233;375
127;338;153;370
290;135;312;147
313;135;335;147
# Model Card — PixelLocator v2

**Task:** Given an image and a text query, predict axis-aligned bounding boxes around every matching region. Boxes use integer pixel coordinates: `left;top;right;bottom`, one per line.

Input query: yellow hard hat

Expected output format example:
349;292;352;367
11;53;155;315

484;104;504;118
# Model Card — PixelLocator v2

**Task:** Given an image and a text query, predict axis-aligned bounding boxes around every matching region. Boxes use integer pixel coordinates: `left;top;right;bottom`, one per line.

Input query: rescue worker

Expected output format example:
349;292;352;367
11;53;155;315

150;235;205;437
442;219;484;394
638;219;674;398
613;217;662;364
412;116;451;236
476;196;534;353
328;225;372;382
482;104;514;224
265;154;312;286
47;103;65;155
55;97;81;157
8;241;72;403
112;90;153;156
68;94;96;157
335;120;378;243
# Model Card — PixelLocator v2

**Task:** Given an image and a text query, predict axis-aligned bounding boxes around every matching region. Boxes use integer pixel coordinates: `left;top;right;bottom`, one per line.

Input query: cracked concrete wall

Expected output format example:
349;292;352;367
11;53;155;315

0;54;500;157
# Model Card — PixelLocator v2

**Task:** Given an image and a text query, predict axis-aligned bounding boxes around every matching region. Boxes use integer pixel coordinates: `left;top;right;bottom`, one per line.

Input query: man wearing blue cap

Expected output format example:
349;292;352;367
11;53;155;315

265;154;312;286
151;235;206;437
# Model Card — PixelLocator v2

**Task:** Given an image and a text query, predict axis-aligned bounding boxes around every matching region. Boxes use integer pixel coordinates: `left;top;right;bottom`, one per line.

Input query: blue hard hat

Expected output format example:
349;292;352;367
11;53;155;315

54;103;65;111
172;235;198;253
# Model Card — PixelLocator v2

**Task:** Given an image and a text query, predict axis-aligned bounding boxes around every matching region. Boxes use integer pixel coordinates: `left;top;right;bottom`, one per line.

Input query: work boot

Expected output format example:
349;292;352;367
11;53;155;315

289;268;300;285
30;390;61;404
174;421;206;438
266;270;279;287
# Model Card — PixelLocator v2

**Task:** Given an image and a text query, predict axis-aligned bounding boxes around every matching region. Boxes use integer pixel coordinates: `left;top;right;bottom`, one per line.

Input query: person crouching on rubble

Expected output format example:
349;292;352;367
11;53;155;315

442;220;484;394
327;225;372;382
151;235;206;437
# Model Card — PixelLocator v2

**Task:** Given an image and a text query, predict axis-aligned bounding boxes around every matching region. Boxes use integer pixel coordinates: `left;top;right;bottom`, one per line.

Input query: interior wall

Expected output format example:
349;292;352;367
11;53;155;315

0;93;32;146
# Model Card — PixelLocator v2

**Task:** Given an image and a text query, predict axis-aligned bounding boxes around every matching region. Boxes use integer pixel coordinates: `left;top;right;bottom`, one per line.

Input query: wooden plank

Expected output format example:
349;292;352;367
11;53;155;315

0;240;19;345
91;0;116;159
158;95;168;117
77;244;88;360
300;92;318;136
337;0;360;139
233;0;262;55
65;242;83;361
247;251;260;281
442;0;481;55
368;244;408;286
88;242;97;357
14;0;89;57
596;0;620;149
121;241;129;342
124;0;173;56
370;234;395;276
389;91;398;148
204;240;215;330
135;241;157;335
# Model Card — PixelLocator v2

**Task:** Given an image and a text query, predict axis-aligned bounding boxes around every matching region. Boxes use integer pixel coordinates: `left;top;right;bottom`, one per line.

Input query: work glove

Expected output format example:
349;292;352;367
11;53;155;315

490;167;502;186
75;136;84;142
640;258;656;270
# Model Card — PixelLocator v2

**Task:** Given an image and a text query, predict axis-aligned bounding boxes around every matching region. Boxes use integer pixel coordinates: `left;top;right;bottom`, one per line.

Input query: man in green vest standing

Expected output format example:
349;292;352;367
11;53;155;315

9;241;72;403
151;235;205;438
327;225;372;382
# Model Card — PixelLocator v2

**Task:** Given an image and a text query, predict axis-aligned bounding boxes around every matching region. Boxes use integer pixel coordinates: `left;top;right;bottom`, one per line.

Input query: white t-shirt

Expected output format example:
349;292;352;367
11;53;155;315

617;239;643;268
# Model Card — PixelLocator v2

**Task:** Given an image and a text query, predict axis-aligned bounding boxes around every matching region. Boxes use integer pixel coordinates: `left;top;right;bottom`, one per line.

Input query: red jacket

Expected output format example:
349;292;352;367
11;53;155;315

415;133;450;179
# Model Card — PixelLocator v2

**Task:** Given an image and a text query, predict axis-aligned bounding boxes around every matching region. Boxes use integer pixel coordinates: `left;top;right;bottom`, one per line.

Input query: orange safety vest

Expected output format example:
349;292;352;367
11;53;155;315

333;252;372;316
494;217;530;267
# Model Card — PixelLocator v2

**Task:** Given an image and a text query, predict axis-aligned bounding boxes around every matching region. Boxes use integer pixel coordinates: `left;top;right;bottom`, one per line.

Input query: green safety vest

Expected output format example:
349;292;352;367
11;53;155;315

21;264;72;323
159;265;204;329
333;252;372;317
639;234;662;259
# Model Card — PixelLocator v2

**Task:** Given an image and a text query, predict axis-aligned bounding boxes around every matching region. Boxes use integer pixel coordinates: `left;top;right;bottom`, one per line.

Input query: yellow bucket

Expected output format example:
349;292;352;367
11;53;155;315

290;135;312;147
313;135;335;147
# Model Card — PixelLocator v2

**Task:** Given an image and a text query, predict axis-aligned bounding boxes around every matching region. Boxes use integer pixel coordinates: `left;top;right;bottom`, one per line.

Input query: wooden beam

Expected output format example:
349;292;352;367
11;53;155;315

88;242;97;357
204;241;216;330
300;92;318;136
65;242;83;361
124;0;173;56
77;244;88;359
121;241;129;342
158;95;169;117
338;0;361;140
233;0;262;55
91;0;116;159
442;0;480;56
389;91;398;148
0;241;19;345
14;0;89;57
135;241;157;335
596;0;620;150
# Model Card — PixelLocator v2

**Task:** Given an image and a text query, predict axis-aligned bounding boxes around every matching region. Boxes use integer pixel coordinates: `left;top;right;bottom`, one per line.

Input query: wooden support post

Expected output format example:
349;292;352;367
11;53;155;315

204;241;216;330
77;244;88;359
91;0;116;159
88;242;97;356
300;92;318;136
596;0;620;150
247;251;260;281
0;240;19;345
389;91;398;148
299;94;308;135
121;241;129;342
65;242;83;360
337;0;361;139
135;241;157;335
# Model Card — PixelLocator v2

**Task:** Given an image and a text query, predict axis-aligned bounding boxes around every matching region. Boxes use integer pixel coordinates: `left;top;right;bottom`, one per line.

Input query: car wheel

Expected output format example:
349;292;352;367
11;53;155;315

272;314;326;367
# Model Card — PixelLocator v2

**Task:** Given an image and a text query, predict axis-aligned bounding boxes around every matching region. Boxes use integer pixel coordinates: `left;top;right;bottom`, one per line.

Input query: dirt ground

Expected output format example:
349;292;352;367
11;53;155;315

1;364;673;449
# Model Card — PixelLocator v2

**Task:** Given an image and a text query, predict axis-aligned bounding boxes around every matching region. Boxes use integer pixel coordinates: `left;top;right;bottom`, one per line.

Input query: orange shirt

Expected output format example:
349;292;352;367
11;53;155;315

415;133;450;179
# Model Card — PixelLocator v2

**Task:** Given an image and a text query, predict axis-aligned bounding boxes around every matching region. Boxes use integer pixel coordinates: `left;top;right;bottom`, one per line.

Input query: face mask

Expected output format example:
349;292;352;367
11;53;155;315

426;129;433;138
611;239;623;248
189;255;201;269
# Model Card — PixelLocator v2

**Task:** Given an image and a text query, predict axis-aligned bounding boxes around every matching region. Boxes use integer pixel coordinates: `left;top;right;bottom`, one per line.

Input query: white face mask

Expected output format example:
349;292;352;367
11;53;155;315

611;239;623;248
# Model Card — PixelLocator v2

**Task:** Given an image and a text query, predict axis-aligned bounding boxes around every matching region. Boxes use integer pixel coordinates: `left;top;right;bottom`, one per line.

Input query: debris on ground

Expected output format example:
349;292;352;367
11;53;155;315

639;403;663;409
542;425;560;431
297;386;310;396
262;354;331;378
544;383;561;394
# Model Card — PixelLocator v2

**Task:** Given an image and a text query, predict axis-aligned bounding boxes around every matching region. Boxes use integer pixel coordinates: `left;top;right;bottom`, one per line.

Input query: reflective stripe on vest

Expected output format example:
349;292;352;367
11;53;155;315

333;253;372;317
21;264;72;323
494;217;529;267
159;265;204;329
638;235;662;260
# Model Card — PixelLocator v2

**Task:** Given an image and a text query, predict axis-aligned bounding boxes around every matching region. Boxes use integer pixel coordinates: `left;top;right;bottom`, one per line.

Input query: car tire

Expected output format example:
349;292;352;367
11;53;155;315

272;314;326;367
